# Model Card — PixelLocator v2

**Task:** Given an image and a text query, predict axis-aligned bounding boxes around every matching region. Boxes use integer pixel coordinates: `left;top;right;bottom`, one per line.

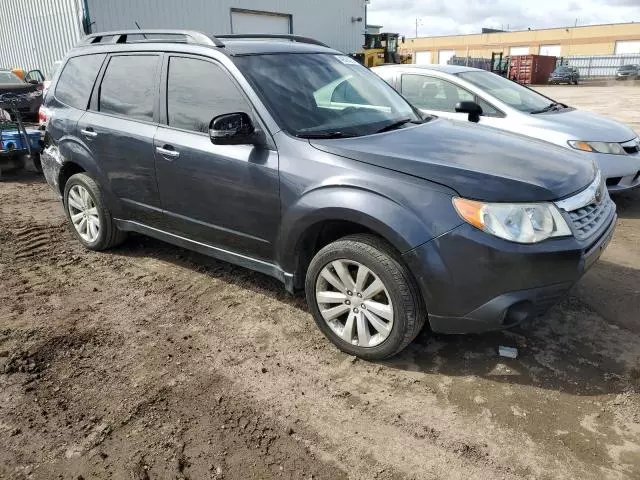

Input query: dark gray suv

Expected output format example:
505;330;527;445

42;30;616;360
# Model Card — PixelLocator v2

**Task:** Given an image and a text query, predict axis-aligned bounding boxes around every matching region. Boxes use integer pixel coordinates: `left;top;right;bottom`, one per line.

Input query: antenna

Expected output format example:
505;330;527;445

134;21;148;40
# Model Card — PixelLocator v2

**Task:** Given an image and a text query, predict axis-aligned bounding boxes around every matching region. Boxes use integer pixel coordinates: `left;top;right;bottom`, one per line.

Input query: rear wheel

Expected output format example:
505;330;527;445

305;234;426;360
63;173;126;250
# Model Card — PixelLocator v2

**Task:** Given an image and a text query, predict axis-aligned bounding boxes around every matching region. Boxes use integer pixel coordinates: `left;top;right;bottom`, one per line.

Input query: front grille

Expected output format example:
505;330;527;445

567;196;613;240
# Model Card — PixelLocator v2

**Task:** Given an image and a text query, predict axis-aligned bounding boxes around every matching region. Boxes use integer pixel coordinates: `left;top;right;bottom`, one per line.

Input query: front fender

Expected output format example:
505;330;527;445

276;185;450;274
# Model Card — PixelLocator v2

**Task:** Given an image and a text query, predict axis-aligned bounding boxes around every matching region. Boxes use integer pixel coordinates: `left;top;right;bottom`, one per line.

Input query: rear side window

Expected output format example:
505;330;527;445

167;57;250;133
99;55;159;122
55;54;105;109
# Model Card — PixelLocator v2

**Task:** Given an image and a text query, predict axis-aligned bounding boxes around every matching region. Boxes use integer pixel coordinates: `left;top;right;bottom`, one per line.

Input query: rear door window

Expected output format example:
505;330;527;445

55;54;106;110
166;56;251;133
98;55;160;122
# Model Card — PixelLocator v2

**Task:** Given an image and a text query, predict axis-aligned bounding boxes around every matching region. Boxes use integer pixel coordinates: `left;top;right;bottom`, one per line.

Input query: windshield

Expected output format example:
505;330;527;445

457;71;554;113
619;65;637;70
553;66;572;73
234;53;420;137
0;71;21;84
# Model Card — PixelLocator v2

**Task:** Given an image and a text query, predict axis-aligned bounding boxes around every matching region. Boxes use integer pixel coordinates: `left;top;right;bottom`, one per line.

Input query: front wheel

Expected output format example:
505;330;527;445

305;234;426;360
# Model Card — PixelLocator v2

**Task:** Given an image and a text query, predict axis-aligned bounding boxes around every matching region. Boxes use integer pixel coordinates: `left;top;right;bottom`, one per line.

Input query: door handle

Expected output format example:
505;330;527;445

80;128;97;138
156;145;180;159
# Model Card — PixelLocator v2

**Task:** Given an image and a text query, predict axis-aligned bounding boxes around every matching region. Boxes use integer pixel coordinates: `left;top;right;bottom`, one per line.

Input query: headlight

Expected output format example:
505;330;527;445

452;198;572;243
568;140;626;155
27;90;42;99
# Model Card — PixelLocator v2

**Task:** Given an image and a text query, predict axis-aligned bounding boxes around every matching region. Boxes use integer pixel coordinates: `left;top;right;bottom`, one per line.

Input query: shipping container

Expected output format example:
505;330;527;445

508;55;557;85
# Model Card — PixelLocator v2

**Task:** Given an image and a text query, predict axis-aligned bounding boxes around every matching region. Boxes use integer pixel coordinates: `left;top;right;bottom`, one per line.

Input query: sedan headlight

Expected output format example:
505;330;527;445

568;140;626;155
452;198;572;243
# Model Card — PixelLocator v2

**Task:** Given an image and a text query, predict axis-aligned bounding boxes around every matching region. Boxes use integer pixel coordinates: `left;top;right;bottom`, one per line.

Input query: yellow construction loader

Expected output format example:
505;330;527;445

351;33;413;67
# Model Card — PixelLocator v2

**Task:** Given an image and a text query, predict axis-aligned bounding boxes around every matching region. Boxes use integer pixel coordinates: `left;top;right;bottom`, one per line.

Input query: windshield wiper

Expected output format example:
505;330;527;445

295;131;356;139
530;102;567;114
375;117;418;134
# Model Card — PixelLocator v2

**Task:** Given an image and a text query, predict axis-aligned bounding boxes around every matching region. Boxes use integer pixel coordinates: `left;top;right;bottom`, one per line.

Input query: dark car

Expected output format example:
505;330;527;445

0;69;44;121
616;64;639;80
549;65;580;85
41;30;615;360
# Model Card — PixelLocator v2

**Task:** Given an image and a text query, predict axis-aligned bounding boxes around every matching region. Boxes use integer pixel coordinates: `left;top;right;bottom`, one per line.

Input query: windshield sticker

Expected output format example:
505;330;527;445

335;55;360;65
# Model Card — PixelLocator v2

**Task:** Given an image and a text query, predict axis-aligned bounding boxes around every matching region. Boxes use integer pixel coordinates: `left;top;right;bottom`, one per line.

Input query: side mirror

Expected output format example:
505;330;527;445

209;112;259;145
455;101;483;123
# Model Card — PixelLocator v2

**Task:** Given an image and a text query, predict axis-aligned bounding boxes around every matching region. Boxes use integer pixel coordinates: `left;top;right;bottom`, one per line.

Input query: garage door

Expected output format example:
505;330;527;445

415;51;432;64
231;10;291;34
438;50;455;65
539;44;561;56
510;46;530;56
615;40;640;54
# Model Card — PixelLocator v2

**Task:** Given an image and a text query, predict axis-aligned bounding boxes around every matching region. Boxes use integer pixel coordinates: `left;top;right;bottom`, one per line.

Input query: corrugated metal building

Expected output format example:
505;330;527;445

0;0;365;75
0;0;84;74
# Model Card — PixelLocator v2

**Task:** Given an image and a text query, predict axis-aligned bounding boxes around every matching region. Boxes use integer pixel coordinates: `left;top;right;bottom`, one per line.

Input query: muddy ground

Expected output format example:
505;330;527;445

1;86;639;480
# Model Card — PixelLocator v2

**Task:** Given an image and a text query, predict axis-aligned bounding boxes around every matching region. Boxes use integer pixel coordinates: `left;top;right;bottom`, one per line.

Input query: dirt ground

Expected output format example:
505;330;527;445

1;86;640;480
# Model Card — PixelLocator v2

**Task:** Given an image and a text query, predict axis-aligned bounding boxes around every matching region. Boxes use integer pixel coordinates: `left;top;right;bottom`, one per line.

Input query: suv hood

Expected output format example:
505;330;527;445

527;108;636;143
309;118;595;202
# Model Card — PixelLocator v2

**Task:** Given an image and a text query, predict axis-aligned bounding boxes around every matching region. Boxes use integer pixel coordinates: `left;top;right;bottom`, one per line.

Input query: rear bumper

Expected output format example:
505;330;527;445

40;145;63;198
403;212;616;334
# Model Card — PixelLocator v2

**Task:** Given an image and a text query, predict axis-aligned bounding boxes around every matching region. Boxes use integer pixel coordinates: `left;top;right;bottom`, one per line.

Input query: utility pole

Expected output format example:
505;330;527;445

415;17;423;38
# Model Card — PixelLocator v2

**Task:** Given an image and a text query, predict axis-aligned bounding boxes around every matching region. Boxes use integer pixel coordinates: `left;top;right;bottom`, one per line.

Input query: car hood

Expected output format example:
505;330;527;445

309;118;595;202
527;108;636;143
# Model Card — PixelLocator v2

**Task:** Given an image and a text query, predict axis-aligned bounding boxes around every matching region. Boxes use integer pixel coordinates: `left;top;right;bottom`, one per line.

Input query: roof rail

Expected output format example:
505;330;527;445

215;34;329;48
81;29;225;48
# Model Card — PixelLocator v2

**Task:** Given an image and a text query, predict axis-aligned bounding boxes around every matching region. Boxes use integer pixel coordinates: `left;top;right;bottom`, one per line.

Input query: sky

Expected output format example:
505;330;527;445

367;0;640;37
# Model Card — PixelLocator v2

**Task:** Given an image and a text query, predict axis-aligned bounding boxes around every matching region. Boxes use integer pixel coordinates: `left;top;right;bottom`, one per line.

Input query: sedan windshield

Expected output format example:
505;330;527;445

234;53;421;137
457;71;555;113
0;71;22;84
619;65;637;71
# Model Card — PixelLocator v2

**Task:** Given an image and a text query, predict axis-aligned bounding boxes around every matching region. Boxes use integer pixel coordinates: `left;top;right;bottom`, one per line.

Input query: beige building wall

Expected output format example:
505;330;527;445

400;22;640;62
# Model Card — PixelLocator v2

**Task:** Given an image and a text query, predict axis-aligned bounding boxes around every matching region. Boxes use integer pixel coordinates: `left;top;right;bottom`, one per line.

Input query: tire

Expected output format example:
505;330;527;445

63;172;127;250
305;234;426;360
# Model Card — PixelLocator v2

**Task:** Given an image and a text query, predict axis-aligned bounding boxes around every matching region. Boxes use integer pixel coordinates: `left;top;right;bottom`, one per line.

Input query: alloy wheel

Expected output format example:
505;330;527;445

67;184;100;243
315;259;394;348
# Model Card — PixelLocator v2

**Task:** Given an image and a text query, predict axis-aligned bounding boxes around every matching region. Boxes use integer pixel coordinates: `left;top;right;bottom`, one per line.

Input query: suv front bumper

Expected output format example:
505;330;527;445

403;210;616;334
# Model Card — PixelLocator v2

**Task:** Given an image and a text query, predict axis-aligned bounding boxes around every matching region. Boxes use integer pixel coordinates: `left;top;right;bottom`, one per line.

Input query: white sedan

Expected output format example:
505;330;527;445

373;64;640;192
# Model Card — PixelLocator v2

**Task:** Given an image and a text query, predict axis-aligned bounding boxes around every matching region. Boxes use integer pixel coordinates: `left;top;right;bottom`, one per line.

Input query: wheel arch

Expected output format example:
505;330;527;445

276;187;435;291
55;138;118;212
